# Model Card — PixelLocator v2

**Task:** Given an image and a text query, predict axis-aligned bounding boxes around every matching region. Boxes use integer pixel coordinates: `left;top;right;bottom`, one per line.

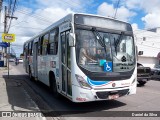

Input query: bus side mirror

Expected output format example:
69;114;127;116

69;33;75;47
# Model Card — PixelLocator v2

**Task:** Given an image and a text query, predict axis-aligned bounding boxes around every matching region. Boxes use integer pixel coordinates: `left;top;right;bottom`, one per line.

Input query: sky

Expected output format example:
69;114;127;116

1;0;160;56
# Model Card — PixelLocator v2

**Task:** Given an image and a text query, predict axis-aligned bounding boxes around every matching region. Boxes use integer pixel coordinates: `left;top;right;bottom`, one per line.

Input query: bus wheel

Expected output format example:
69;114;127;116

29;67;34;81
50;73;59;98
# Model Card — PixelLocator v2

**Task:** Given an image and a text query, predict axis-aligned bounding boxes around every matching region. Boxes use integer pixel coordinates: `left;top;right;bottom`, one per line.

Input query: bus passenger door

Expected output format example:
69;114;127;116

33;42;38;79
61;31;72;96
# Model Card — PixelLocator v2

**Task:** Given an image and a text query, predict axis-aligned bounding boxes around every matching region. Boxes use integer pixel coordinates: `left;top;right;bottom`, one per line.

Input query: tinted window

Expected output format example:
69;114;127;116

42;33;49;55
48;29;59;55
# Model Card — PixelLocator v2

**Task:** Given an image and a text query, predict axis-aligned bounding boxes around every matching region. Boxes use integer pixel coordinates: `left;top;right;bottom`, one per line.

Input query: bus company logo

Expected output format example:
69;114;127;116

121;56;126;62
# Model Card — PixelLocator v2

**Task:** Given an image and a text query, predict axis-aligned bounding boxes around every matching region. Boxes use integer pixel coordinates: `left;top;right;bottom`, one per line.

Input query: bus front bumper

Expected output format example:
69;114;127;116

72;84;136;102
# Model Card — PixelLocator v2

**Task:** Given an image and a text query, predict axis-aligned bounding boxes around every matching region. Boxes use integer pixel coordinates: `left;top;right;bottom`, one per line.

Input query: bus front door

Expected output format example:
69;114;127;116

61;31;72;96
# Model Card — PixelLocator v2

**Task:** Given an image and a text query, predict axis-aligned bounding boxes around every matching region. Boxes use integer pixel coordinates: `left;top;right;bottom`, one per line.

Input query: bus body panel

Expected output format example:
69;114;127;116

23;13;137;102
72;76;137;102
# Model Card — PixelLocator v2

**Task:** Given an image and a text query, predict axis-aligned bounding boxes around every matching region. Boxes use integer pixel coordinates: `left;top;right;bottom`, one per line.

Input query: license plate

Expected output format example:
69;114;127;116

108;94;119;100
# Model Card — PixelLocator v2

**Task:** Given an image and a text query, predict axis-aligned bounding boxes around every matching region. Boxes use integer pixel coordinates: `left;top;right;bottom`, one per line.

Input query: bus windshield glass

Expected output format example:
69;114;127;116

76;29;135;72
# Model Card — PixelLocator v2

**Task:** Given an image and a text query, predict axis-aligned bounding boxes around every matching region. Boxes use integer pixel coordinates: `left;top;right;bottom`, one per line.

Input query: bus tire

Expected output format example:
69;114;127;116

50;73;60;98
29;67;34;81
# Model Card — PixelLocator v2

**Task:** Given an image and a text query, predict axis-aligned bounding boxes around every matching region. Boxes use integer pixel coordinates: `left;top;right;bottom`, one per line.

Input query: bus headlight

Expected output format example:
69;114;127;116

75;75;92;89
132;79;136;85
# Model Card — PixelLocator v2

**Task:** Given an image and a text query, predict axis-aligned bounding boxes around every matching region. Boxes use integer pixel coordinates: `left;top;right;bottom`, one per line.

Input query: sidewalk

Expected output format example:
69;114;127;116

0;66;46;120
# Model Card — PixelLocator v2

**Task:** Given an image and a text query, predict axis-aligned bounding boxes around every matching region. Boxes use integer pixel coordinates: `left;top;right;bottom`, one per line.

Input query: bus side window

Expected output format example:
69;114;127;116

27;43;29;56
48;28;59;55
31;41;33;55
42;33;49;55
38;37;41;55
40;35;45;55
24;43;28;59
29;41;33;55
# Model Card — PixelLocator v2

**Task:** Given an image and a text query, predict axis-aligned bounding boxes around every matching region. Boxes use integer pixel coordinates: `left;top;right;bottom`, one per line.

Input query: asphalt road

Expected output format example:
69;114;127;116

7;63;160;120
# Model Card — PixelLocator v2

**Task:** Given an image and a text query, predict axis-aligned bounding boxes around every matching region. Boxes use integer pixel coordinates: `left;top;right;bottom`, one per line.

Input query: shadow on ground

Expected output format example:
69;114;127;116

3;74;127;117
2;75;39;111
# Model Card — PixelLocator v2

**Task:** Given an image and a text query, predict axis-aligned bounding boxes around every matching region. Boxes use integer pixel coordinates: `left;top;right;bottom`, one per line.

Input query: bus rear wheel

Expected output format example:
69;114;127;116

50;73;59;98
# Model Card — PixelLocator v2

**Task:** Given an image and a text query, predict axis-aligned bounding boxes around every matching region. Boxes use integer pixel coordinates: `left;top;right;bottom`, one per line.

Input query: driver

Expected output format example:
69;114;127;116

79;40;96;65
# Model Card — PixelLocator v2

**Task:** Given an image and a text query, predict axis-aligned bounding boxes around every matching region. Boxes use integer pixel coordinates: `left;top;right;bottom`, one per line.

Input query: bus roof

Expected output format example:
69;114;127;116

24;13;132;44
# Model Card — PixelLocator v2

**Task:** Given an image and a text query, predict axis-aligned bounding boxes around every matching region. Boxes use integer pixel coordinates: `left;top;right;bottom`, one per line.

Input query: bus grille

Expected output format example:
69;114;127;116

96;89;129;99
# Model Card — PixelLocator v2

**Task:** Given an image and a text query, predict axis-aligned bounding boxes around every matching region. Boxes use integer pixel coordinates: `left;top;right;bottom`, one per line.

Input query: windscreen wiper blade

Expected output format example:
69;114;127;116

92;27;108;59
115;32;124;55
92;27;104;47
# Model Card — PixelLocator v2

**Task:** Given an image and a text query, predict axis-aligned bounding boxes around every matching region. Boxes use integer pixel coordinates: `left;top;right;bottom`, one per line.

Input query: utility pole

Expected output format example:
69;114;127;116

0;0;3;22
4;6;7;33
3;5;17;77
4;6;7;67
0;0;3;61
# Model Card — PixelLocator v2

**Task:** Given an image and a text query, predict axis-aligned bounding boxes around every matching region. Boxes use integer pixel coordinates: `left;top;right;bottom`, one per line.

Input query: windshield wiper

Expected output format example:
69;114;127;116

92;27;104;47
114;32;124;55
92;27;108;59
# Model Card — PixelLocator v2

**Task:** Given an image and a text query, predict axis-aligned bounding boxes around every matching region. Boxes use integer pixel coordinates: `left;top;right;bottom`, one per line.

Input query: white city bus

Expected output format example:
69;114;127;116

23;13;137;102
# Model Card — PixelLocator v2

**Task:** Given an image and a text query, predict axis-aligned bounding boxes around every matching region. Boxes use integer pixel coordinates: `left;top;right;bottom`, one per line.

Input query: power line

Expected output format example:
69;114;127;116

68;0;83;7
3;2;53;23
10;26;44;30
58;0;81;9
4;0;89;27
7;0;17;33
10;20;27;27
16;9;53;23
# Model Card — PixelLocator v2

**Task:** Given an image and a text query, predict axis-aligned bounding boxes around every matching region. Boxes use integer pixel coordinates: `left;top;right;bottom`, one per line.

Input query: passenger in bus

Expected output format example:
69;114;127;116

79;41;96;65
79;48;97;65
96;49;104;59
95;48;112;61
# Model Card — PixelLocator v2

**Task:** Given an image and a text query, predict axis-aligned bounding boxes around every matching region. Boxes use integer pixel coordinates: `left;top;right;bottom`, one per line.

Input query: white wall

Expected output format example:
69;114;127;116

134;28;160;68
138;56;159;68
134;30;160;58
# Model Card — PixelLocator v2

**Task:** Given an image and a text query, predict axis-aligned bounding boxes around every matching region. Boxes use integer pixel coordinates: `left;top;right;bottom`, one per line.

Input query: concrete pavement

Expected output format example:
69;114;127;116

0;66;46;120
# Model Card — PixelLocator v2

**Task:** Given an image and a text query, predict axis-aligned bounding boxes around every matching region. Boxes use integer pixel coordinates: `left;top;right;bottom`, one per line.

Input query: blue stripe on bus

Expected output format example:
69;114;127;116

87;77;110;86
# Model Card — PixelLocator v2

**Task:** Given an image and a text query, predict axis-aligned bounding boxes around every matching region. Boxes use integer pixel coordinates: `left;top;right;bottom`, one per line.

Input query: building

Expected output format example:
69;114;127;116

134;27;160;68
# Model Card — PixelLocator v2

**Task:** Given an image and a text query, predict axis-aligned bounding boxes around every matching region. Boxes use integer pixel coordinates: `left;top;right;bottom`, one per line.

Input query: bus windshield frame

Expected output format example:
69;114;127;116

75;26;136;73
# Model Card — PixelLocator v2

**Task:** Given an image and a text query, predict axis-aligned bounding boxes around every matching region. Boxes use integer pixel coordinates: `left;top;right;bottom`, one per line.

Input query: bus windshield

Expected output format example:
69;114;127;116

76;29;135;73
